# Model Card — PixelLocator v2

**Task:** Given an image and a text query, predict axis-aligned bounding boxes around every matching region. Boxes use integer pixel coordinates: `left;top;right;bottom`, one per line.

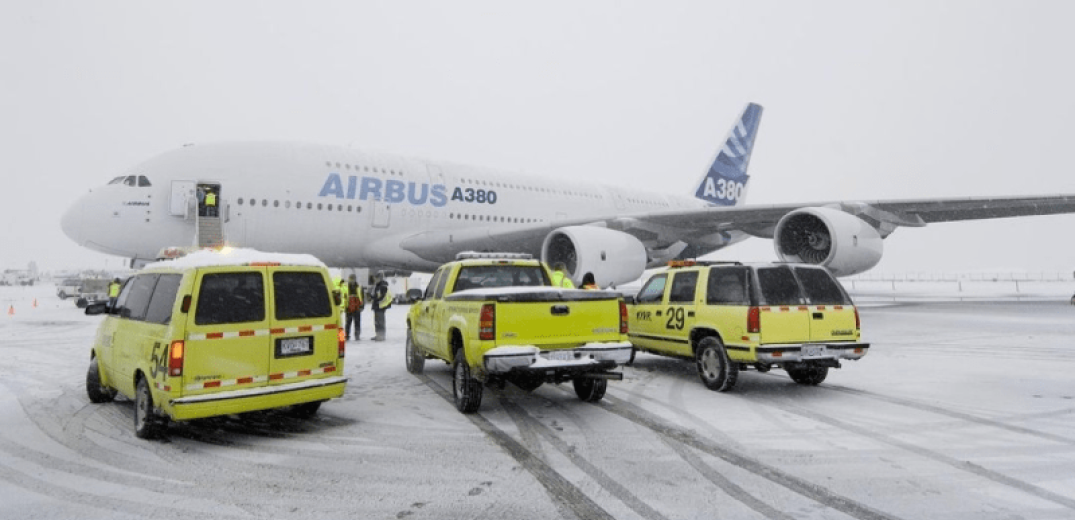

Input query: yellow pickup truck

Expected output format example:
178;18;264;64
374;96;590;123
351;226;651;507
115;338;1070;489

406;252;632;413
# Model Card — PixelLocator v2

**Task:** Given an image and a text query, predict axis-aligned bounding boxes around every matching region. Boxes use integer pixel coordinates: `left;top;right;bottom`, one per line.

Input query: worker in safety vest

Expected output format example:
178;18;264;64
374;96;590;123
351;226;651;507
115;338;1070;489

550;262;575;288
371;272;392;341
344;274;364;341
580;272;598;290
204;189;218;217
108;278;122;307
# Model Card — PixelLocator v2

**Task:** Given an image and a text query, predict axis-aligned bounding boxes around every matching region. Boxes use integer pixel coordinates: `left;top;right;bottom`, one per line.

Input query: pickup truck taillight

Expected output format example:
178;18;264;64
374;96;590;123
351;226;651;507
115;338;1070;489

854;307;860;330
168;340;185;376
747;306;761;334
619;301;629;334
479;304;496;340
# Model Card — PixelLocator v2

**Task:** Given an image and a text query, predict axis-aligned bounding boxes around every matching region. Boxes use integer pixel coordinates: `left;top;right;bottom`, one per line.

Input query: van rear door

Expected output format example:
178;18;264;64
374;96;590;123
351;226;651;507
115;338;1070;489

755;266;811;345
793;266;858;343
266;268;339;385
182;268;271;396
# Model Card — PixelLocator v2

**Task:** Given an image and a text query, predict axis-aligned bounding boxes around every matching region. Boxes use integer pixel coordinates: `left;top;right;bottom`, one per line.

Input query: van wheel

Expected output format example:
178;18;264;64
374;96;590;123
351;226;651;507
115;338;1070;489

290;401;322;418
452;349;483;414
405;330;425;374
85;357;116;403
134;377;163;439
787;366;828;385
573;377;607;402
696;337;739;392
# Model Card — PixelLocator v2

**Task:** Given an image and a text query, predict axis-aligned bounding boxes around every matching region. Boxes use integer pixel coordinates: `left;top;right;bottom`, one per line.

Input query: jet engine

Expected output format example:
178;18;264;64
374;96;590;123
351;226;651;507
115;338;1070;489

773;207;883;277
541;226;647;288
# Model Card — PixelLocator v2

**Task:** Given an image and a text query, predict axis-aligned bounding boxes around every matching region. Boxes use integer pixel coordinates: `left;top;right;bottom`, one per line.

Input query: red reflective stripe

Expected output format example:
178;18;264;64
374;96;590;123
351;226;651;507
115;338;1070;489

324;366;336;373
203;381;221;388
298;370;311;376
269;373;285;380
238;330;255;337
834;305;844;310
237;377;254;384
271;328;286;334
207;332;225;339
298;326;313;332
325;324;338;330
780;306;790;311
816;305;826;310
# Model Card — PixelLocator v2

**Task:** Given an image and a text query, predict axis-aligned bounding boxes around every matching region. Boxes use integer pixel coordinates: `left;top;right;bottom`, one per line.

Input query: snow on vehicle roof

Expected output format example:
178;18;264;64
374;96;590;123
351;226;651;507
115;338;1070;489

143;247;327;270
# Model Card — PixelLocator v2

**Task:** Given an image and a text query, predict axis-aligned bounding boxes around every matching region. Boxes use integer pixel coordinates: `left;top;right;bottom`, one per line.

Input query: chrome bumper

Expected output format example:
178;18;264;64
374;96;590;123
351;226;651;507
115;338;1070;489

483;342;633;374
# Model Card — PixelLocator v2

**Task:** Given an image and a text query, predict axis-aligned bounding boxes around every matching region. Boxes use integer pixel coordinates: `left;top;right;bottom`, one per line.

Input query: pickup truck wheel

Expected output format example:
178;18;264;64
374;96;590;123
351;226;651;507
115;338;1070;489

405;331;425;374
134;377;164;439
573;377;607;402
85;357;116;403
452;350;483;414
787;366;828;385
696;337;738;392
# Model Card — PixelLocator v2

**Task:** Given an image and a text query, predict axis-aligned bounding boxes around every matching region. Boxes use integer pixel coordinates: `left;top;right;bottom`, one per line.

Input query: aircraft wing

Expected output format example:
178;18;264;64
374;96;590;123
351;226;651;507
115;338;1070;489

399;193;1075;263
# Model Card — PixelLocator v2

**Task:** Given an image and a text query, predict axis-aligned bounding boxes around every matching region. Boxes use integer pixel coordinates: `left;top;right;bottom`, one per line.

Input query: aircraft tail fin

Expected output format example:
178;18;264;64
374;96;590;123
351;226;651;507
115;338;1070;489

693;102;763;206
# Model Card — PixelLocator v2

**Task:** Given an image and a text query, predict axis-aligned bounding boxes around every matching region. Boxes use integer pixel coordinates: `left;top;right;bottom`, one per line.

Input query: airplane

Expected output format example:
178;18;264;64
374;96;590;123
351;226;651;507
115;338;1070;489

62;103;1075;287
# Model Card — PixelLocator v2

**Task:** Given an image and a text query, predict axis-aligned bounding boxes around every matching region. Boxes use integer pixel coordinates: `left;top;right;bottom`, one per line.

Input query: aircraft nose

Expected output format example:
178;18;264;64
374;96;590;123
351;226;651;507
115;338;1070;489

61;194;88;245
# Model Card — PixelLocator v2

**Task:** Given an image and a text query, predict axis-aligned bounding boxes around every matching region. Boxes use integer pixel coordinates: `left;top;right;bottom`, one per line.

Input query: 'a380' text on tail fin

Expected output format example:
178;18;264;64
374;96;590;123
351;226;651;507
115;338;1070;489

693;102;763;207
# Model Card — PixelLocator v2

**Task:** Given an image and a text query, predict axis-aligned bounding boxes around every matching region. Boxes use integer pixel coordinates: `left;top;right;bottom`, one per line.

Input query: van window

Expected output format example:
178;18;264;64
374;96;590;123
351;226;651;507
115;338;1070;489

273;272;332;320
195;272;265;325
707;267;752;305
757;266;802;306
794;267;851;305
636;273;667;304
121;274;159;321
668;271;698;303
424;269;444;300
144;274;182;325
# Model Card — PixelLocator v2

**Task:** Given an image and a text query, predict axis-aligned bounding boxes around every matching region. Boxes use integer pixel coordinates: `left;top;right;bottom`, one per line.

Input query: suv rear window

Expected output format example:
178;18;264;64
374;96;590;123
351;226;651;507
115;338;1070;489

273;271;332;320
196;272;265;325
706;267;752;305
453;265;548;291
756;266;802;306
794;267;851;305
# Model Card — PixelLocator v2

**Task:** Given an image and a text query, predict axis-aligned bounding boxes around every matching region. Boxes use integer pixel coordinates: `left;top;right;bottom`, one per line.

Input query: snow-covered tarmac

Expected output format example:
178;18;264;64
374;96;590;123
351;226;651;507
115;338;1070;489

1;284;1073;519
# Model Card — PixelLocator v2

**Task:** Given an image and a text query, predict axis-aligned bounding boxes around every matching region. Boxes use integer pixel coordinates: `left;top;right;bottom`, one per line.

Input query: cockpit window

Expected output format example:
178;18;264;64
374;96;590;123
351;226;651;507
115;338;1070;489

107;175;151;187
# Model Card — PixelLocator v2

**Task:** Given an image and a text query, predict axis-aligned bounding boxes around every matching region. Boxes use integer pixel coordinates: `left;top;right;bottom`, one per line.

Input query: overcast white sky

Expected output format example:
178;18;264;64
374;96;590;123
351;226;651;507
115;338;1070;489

2;1;1074;275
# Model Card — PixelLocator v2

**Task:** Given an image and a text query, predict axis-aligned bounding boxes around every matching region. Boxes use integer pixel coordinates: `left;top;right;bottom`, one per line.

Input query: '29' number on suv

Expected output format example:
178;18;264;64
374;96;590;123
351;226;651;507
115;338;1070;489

665;307;685;330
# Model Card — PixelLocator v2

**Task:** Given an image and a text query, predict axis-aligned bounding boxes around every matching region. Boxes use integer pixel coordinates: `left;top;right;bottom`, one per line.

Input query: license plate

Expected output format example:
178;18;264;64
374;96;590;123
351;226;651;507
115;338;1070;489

802;345;827;359
277;336;312;357
548;350;576;361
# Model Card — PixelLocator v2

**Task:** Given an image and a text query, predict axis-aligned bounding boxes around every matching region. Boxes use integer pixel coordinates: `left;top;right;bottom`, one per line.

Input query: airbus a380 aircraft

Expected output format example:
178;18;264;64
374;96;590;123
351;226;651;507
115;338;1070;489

62;104;1075;286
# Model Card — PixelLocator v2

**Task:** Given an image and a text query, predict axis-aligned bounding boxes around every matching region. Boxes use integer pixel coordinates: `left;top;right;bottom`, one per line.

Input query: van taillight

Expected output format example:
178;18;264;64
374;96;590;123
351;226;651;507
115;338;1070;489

747;306;761;334
854;307;860;330
479;304;495;341
338;329;346;358
619;300;629;334
168;340;185;376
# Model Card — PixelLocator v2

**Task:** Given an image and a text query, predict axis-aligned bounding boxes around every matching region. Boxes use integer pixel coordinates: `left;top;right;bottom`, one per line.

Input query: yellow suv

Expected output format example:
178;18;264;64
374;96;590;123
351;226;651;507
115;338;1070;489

84;249;347;438
628;261;867;391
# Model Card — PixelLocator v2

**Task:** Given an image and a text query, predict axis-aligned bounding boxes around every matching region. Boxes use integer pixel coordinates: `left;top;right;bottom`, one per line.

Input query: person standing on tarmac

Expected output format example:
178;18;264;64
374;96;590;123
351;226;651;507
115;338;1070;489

345;275;364;341
204;189;218;217
371;272;392;341
107;278;122;307
551;262;575;288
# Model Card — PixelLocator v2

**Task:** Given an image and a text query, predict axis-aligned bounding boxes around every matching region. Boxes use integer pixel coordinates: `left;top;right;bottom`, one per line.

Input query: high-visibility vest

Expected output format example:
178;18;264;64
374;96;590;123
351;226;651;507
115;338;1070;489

205;192;217;206
378;286;393;308
108;282;121;297
551;271;575;289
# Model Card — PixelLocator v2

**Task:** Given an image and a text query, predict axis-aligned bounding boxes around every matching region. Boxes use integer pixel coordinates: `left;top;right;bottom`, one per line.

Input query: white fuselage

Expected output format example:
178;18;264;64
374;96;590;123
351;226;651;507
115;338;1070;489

63;142;717;270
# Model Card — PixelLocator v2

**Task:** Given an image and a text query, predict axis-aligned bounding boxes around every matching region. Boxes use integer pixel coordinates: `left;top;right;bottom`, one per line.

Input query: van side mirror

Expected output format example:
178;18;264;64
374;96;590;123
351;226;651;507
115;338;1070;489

84;302;109;315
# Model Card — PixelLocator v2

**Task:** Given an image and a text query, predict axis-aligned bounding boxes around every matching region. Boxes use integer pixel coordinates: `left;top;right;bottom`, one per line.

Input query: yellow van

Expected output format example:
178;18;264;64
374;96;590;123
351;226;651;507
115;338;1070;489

84;248;347;439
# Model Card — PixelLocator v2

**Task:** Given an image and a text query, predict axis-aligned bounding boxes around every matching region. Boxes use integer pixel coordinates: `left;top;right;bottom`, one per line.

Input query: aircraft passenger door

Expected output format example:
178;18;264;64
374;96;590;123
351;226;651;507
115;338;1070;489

372;202;391;228
170;181;196;217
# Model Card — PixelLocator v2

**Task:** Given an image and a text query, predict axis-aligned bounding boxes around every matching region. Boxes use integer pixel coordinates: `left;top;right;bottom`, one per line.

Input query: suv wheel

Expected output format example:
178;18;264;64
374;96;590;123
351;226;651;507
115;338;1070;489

787;365;828;385
85;357;116;403
405;329;425;374
452;349;483;414
134;377;164;439
573;377;607;402
696;336;739;392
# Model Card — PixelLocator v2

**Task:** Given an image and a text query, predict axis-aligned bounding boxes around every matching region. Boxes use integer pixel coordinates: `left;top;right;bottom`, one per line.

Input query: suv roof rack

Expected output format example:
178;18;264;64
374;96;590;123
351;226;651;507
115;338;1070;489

455;251;534;261
668;259;744;268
